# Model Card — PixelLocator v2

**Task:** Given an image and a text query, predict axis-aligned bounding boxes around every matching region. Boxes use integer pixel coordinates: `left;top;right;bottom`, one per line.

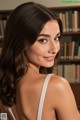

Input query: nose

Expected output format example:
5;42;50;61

48;41;59;53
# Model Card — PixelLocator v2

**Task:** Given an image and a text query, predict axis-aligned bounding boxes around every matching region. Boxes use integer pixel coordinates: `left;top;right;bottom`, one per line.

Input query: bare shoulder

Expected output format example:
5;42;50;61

49;74;71;91
48;74;75;106
48;75;80;120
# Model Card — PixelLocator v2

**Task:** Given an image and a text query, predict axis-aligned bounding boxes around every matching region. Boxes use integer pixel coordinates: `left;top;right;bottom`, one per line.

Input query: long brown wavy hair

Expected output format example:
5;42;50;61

0;2;62;107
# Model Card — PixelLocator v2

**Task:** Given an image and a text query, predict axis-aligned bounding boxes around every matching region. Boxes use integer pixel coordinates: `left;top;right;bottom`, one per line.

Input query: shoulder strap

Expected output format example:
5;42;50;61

7;108;16;120
37;74;53;120
0;100;16;120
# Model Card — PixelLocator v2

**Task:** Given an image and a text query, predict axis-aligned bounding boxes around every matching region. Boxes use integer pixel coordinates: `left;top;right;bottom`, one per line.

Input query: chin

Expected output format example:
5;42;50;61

43;63;54;68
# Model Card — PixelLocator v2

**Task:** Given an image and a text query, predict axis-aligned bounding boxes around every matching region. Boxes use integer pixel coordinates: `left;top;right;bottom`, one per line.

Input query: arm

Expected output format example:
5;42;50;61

51;75;80;120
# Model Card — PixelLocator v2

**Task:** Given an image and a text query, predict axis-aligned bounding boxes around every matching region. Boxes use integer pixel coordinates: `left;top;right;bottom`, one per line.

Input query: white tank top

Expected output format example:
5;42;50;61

8;74;53;120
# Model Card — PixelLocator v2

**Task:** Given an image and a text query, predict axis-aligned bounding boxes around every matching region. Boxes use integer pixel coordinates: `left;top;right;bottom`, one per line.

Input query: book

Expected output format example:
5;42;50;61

73;41;79;59
60;42;64;59
68;10;72;32
57;65;63;77
74;11;78;32
64;64;75;83
62;12;66;32
68;41;72;59
65;11;69;32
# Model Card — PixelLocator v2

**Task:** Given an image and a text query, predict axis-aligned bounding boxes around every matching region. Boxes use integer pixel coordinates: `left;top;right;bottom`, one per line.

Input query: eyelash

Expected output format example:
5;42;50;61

38;39;47;44
54;36;61;41
38;36;61;43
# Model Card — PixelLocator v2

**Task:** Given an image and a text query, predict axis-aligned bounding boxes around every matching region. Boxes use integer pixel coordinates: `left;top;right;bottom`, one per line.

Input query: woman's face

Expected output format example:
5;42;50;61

26;20;61;68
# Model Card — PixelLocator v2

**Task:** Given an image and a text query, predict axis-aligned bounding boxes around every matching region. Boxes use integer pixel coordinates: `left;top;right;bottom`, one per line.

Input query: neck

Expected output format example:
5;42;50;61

28;63;40;74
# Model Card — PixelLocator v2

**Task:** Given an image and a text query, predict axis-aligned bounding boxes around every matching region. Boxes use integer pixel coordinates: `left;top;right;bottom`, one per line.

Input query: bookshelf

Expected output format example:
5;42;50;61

0;7;80;110
51;6;80;110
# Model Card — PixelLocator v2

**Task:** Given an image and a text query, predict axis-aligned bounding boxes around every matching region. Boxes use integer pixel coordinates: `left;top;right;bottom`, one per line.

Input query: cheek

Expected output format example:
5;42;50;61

58;44;60;51
30;45;46;56
56;42;60;53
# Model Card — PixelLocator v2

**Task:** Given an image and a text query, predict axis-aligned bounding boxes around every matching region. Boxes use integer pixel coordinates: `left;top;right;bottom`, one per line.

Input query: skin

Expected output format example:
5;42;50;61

10;20;80;120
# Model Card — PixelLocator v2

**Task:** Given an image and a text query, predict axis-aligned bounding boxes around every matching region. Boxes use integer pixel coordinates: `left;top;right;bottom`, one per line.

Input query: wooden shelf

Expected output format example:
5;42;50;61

63;31;80;35
52;6;80;110
0;6;80;111
58;59;80;64
50;6;80;11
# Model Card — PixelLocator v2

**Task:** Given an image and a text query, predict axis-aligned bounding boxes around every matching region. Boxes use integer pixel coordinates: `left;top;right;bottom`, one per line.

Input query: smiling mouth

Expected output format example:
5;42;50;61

43;56;55;61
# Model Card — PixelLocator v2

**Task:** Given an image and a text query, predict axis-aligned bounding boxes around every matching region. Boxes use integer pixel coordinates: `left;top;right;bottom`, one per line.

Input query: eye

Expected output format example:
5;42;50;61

38;39;47;44
54;35;61;41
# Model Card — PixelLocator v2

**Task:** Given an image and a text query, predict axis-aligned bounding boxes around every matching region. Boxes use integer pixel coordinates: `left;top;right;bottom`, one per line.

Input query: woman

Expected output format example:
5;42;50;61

0;2;80;120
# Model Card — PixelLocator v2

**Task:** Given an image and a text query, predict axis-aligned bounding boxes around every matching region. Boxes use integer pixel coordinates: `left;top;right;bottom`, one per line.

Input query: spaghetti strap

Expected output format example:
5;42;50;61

37;74;53;120
8;107;16;120
7;74;53;120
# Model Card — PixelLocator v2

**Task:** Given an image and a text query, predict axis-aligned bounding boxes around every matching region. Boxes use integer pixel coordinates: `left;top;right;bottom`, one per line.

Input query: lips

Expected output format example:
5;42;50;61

43;56;55;61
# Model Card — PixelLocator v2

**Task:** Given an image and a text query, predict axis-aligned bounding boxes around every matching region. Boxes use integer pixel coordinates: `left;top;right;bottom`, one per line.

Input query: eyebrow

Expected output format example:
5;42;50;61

38;32;61;37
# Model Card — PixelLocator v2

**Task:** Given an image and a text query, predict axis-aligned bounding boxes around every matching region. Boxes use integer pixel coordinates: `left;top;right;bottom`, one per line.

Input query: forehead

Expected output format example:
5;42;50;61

39;20;60;35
